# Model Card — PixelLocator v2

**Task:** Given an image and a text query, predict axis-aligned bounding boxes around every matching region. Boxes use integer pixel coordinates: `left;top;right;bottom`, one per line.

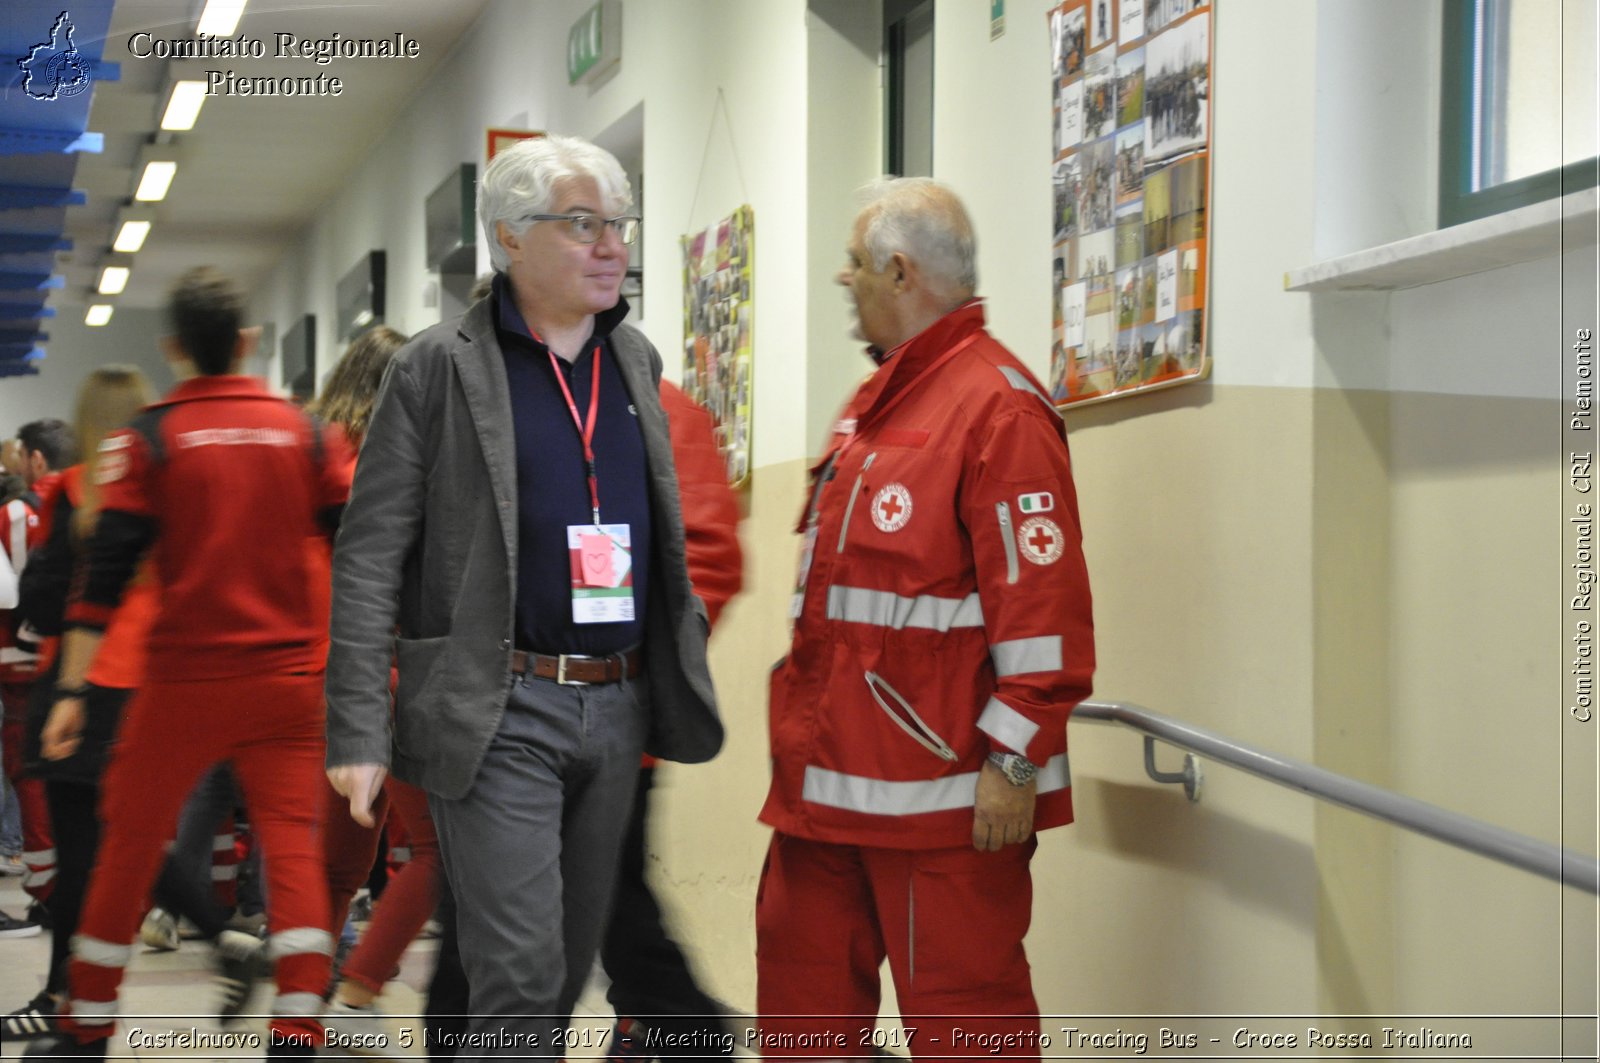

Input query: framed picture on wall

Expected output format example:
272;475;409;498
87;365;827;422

1048;0;1212;408
680;205;754;489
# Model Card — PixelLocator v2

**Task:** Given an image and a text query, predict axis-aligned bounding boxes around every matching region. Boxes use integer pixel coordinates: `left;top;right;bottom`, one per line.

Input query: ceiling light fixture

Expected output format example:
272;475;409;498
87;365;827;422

98;265;130;295
135;160;176;200
160;80;208;131
197;0;249;36
112;205;154;253
85;304;114;327
112;220;150;252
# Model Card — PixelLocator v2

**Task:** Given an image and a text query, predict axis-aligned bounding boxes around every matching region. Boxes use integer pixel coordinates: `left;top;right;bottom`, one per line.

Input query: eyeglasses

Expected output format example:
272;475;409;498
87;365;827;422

525;213;641;245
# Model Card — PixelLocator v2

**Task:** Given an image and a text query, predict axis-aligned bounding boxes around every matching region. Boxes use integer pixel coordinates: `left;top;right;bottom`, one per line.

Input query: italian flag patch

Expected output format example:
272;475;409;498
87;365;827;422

1017;492;1054;514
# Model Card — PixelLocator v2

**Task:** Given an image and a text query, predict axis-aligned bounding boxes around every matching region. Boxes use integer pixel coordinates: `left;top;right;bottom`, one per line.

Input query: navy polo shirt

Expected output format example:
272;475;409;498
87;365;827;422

494;274;651;655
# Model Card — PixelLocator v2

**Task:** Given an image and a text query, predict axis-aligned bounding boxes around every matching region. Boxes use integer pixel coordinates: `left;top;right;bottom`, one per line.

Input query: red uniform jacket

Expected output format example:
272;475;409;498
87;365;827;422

760;301;1095;849
66;376;352;681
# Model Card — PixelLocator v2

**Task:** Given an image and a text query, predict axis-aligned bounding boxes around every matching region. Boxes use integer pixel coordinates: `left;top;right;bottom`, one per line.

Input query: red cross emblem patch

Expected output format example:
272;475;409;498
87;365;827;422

871;482;913;532
1017;516;1064;565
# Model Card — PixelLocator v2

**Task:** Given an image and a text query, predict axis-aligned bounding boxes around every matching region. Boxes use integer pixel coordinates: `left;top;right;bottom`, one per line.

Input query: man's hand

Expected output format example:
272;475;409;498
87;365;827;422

41;696;86;761
326;763;388;827
972;759;1036;851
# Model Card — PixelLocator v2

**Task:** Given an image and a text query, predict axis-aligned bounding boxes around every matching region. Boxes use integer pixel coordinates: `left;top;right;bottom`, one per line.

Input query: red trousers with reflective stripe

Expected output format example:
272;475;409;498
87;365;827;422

2;685;55;904
64;673;331;1044
756;832;1040;1061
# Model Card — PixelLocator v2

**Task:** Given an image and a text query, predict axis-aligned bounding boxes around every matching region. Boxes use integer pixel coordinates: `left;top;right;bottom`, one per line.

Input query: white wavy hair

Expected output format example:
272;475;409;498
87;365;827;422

858;177;978;299
478;134;633;271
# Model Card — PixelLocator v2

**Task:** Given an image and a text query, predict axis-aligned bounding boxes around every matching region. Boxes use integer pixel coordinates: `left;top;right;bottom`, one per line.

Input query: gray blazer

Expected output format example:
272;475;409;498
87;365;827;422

324;298;724;799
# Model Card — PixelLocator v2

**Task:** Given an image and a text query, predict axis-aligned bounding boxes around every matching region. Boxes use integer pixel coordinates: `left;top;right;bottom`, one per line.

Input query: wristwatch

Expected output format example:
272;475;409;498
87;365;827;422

986;750;1037;786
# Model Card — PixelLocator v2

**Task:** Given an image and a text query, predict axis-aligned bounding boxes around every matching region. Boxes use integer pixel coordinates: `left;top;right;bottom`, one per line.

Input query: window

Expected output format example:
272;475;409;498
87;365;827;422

885;0;934;177
1438;0;1597;227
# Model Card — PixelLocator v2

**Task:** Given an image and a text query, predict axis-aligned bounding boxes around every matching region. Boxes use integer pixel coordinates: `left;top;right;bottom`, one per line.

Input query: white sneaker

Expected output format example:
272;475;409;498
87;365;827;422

139;908;179;952
323;1000;392;1056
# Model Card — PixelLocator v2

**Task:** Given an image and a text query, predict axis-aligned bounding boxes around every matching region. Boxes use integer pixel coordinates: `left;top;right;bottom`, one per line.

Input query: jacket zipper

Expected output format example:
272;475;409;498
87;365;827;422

864;671;958;762
836;452;877;553
996;501;1019;585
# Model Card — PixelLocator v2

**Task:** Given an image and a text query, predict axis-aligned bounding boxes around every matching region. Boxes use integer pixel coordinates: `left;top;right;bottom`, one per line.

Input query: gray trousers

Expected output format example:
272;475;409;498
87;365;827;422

430;669;649;1060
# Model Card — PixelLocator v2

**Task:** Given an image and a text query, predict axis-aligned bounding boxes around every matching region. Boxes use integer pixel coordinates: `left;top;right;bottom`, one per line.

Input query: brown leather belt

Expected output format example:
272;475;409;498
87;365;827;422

512;647;641;685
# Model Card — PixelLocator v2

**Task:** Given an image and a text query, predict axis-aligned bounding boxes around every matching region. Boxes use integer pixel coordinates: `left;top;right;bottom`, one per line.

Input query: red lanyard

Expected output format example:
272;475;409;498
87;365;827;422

547;347;603;524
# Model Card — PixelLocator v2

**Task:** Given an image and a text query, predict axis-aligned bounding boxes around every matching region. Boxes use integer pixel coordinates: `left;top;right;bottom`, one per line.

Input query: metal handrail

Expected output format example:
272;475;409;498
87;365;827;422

1073;699;1599;895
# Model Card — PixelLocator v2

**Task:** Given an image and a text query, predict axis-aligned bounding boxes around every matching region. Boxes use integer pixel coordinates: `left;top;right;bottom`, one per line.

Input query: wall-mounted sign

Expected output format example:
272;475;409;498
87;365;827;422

681;206;754;489
567;0;622;86
486;128;545;162
1047;0;1213;409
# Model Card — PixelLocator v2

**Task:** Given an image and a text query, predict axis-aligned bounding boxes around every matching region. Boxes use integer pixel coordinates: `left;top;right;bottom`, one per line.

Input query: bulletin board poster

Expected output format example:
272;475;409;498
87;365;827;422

1047;0;1213;408
680;205;754;489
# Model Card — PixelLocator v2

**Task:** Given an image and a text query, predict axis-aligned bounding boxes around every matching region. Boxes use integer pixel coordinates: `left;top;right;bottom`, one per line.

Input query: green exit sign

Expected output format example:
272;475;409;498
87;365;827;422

568;0;622;85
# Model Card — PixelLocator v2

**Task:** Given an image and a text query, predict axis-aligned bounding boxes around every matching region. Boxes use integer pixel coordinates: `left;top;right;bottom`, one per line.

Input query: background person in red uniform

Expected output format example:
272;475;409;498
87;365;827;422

1;418;76;934
31;267;352;1060
756;178;1095;1060
3;368;156;1041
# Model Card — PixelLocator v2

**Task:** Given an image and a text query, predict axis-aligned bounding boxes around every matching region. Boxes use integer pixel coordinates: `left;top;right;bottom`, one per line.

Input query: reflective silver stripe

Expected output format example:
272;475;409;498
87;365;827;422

72;935;133;968
268;927;334;960
991;635;1063;677
22;848;55;861
68;998;118;1025
211;865;239;881
24;867;56;888
996;502;1019;584
826;586;984;631
977;696;1041;753
212;834;234;852
802;753;1071;816
998;365;1060;416
273;992;326;1017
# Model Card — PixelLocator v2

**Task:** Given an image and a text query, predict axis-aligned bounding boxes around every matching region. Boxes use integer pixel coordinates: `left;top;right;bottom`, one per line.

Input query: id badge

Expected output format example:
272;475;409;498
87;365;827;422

567;523;635;624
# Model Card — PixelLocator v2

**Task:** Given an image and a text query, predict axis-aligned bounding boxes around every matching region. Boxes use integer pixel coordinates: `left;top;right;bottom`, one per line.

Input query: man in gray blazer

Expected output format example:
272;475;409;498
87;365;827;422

324;135;722;1052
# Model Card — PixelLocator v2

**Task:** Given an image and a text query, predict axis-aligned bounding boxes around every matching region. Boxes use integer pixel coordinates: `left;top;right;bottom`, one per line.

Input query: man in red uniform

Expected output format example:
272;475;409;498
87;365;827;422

30;267;351;1059
756;178;1095;1060
1;419;74;933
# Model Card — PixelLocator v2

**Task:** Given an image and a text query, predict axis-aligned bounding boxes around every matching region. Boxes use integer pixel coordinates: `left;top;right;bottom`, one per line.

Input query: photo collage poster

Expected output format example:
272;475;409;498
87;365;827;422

681;205;754;488
1048;0;1212;407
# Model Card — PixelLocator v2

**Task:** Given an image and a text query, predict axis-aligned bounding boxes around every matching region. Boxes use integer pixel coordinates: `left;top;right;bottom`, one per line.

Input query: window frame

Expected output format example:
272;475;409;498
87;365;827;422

1438;0;1597;229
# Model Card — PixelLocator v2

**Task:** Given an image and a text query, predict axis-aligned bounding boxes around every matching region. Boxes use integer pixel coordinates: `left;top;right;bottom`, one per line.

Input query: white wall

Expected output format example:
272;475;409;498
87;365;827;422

0;306;173;433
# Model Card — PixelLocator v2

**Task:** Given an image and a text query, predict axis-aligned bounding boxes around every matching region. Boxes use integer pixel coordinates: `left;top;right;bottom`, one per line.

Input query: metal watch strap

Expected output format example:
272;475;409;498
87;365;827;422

987;750;1037;786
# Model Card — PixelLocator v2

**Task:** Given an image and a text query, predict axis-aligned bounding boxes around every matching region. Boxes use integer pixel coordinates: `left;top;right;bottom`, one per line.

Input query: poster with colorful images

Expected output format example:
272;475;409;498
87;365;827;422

681;205;754;489
1048;0;1211;408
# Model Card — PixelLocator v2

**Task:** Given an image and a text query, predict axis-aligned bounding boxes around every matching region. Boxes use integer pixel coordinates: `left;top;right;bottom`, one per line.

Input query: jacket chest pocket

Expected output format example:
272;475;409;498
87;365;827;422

831;443;960;571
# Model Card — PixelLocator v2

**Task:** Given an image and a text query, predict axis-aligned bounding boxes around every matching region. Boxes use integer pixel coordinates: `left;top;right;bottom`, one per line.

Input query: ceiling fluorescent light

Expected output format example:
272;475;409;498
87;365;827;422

197;0;248;36
113;219;151;253
135;160;177;201
161;81;208;131
85;304;114;327
98;265;130;295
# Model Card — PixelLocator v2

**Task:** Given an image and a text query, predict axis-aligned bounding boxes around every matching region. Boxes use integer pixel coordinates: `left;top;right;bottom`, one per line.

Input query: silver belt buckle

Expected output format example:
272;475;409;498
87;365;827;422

555;654;588;686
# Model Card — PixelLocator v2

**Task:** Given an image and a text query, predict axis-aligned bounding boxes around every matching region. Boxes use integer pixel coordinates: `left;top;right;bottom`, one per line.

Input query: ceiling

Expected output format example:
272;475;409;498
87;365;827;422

3;0;489;372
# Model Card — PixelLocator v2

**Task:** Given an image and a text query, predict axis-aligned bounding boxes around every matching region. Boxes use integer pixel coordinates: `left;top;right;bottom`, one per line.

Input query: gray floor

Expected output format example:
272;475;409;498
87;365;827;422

0;875;615;1060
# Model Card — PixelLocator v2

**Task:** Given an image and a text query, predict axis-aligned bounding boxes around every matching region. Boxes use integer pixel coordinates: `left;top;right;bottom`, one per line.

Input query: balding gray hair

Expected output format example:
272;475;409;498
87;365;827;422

478;135;633;271
858;177;978;299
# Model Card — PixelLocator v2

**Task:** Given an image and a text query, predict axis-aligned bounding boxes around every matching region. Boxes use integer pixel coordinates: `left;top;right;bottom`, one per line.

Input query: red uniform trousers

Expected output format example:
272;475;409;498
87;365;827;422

756;832;1041;1061
64;672;331;1045
321;774;441;995
2;680;55;904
